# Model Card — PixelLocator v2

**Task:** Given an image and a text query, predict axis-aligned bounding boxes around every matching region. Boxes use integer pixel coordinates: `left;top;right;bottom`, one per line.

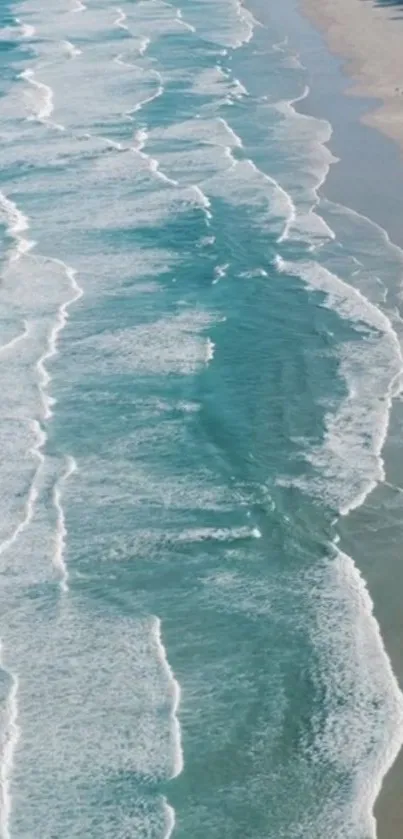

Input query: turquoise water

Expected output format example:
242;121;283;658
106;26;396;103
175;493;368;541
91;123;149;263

1;1;403;837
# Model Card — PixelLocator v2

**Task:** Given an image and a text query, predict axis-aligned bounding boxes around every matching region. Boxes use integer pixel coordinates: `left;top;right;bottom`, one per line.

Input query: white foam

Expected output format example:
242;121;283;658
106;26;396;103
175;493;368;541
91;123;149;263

15;17;35;39
0;192;35;262
244;157;296;241
191;184;212;221
114;7;128;30
0;648;19;839
20;69;65;131
139;37;151;55
36;259;83;420
153;616;183;779
163;800;176;839
0;420;44;558
275;257;403;514
0;320;29;354
71;0;86;11
52;456;77;592
213;263;230;283
175;7;196;32
308;549;403;837
129;125;179;185
269;86;337;244
172;525;261;543
77;310;217;376
158;0;256;48
127;69;165;116
114;53;137;69
61;40;82;58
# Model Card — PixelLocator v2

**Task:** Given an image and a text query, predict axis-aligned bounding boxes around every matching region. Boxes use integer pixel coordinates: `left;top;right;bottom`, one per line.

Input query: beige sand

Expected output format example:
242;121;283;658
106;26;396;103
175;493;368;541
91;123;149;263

300;0;403;152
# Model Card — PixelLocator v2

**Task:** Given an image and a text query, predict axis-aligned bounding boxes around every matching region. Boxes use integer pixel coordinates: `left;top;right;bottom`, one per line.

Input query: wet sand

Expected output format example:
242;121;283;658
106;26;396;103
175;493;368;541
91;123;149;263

301;0;403;153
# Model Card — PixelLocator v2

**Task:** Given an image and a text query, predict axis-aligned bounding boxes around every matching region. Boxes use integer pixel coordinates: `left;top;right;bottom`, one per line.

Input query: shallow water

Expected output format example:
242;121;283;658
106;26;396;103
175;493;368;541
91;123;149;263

0;1;403;837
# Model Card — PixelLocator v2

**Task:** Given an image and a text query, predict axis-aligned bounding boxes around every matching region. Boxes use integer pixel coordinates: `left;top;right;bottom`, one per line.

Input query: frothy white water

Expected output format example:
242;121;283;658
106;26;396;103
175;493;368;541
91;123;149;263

170;0;257;48
172;525;261;543
114;7;128;30
139;36;151;55
20;69;64;131
0;650;19;839
175;7;196;32
162;800;176;839
275;255;403;515
127;68;165;116
153;617;183;780
191;184;212;222
244;157;296;242
52;456;77;592
0;420;44;558
114;53;137;69
130;127;179;186
160;0;196;32
61;40;82;58
71;0;86;11
308;549;403;838
213;262;230;283
15;18;35;39
271;85;337;245
0;192;35;262
36;258;83;420
0;320;29;355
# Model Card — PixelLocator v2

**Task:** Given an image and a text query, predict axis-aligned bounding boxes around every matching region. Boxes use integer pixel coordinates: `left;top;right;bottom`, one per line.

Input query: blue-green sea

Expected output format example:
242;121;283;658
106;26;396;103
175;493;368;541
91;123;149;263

1;0;403;836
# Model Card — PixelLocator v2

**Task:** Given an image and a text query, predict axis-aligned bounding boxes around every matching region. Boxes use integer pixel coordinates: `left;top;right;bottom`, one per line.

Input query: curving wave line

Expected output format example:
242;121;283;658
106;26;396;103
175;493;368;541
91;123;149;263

160;0;196;33
20;69;65;132
36;258;83;421
61;40;82;58
0;420;44;560
52;456;77;592
114;7;129;31
0;192;35;262
175;8;196;33
0;647;19;839
162;799;176;839
153;616;183;780
0;186;83;829
0;320;30;355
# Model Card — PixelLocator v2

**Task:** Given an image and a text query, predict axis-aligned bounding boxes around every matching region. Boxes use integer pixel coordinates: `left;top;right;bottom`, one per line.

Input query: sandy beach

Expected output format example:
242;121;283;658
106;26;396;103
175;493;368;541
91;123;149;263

300;0;403;152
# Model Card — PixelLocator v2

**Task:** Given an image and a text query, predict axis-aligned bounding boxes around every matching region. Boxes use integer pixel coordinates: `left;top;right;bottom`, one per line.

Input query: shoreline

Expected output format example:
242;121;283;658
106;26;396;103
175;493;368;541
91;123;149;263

300;0;403;156
247;0;403;836
294;3;403;835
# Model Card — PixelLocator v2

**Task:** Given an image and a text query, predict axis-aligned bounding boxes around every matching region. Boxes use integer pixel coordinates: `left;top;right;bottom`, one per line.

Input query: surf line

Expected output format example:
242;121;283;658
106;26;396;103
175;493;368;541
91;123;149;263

52;456;77;592
36;257;83;421
0;646;20;839
114;7;129;30
20;69;65;132
153;616;183;779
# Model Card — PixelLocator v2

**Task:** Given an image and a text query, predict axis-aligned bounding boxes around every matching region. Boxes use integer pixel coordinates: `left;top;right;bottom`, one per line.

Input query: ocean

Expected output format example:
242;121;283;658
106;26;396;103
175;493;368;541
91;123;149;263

1;0;403;836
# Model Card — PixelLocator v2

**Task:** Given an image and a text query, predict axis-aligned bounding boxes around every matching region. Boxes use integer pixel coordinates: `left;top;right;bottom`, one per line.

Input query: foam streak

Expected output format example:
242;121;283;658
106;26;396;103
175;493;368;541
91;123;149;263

36;258;83;421
153;616;183;780
0;321;29;355
20;69;65;131
0;648;19;839
0;192;35;262
52;456;77;592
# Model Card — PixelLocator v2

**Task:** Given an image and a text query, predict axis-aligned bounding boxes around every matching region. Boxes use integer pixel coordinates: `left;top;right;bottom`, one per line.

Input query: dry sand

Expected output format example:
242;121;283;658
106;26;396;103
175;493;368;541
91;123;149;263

301;0;403;152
